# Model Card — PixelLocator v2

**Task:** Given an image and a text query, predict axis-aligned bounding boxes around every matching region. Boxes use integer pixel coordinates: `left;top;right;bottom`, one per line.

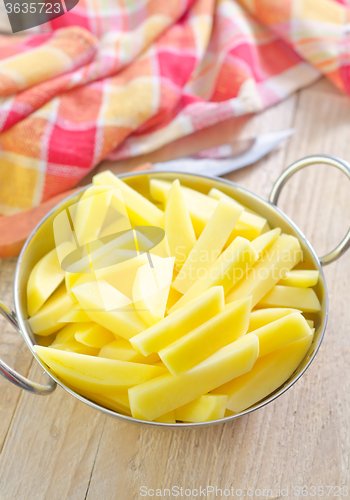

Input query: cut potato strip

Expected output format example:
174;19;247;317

128;333;259;421
52;322;92;345
71;188;118;247
150;178;214;236
73;279;147;339
58;304;91;323
251;228;281;256
168;237;258;314
76;388;132;416
35;333;57;347
175;394;228;422
99;339;159;364
70;273;95;295
75;323;115;348
159;297;252;375
95;253;149;298
133;256;174;326
154;411;176;423
208;188;270;242
207;188;244;210
149;179;268;238
65;272;83;301
213;332;314;413
93;170;164;227
165;180;196;269
73;185;133;246
27;248;65;317
306;319;314;328
28;284;75;336
51;340;100;356
165;286;182;312
226;225;258;242
278;270;319;288
90;230;143;275
35;346;166;394
258;285;321;313
224;409;235;417
172;198;243;294
226;235;302;308
251;312;311;357
130;286;225;356
247;308;302;333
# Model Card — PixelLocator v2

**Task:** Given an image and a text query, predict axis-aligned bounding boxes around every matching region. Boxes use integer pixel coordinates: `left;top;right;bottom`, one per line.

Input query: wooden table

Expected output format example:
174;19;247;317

0;78;349;500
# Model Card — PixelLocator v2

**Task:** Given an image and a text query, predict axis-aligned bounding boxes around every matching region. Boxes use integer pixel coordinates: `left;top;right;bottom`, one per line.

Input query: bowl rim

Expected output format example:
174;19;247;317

13;170;328;428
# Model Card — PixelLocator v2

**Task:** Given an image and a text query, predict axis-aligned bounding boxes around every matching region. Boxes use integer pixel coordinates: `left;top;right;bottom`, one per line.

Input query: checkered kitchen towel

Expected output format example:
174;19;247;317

0;0;350;215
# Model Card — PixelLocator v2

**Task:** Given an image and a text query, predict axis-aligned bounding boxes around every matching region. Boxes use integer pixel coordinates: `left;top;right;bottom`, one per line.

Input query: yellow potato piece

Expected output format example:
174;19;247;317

306;319;314;328
72;185;132;245
76;387;131;416
75;323;115;348
168;237;258;314
28;284;75;336
99;338;160;364
70;273;94;296
65;272;82;301
73;279;147;339
224;409;235;417
175;394;228;422
251;228;281;256
27;248;65;317
172;198;243;294
36;333;57;347
159;297;252;375
209;188;270;243
130;286;225;356
258;285;321;313
150;178;214;236
35;346;166;394
208;188;244;210
154;411;176;423
226;234;302;308
226;224;259;242
247;308;301;333
149;179;268;239
89;230;142;275
58;304;91;323
278;270;319;288
89;392;131;415
251;312;311;357
80;389;175;421
71;188;118;247
165;286;182;312
95;252;149;300
133;256;174;326
165;180;196;268
213;332;314;413
93;170;164;227
52;322;91;345
128;333;259;421
51;340;100;356
50;323;101;355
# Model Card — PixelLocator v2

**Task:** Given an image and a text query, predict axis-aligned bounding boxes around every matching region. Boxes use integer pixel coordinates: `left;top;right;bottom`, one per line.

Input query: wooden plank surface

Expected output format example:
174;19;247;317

0;78;349;500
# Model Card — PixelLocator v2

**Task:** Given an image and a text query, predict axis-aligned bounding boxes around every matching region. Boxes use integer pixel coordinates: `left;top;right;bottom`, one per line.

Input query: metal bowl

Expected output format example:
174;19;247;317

1;155;350;428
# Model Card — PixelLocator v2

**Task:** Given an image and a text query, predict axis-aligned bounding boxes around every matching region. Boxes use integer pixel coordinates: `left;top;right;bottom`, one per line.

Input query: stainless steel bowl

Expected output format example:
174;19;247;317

1;155;350;428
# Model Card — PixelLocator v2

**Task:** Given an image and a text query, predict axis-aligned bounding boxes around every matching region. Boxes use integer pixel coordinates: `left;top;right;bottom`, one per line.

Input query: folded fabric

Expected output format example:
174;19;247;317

0;0;349;215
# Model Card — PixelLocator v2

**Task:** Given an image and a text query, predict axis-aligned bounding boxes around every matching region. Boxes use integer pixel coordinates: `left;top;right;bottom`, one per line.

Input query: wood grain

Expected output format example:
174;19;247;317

0;79;349;500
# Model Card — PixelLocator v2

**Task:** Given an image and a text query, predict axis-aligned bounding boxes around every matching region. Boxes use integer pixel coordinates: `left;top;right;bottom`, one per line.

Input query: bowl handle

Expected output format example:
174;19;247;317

269;154;350;266
0;300;56;395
